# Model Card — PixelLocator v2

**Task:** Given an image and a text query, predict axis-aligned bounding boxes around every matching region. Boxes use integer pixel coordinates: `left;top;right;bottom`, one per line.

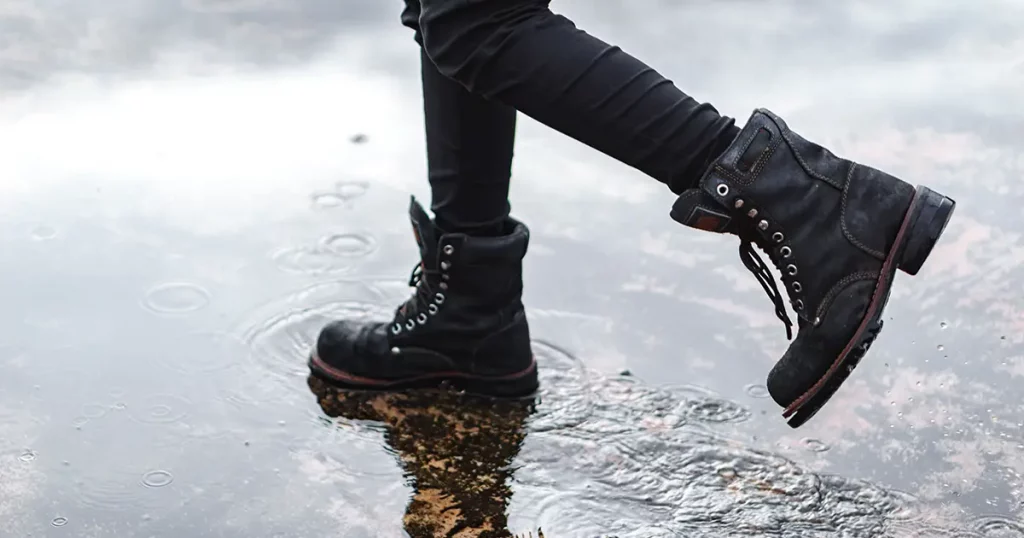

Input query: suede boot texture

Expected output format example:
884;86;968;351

672;108;955;427
309;196;538;398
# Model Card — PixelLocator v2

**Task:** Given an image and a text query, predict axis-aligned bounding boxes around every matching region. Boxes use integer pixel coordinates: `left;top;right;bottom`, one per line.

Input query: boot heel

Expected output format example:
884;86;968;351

898;186;956;276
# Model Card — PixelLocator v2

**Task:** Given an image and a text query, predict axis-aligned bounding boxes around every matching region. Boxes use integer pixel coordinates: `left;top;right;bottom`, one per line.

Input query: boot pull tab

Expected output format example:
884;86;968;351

737;128;773;173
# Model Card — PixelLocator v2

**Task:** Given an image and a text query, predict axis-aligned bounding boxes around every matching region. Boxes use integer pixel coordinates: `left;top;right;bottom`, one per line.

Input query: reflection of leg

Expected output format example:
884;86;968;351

404;0;517;235
417;0;957;428
418;0;738;194
309;1;538;399
307;376;536;537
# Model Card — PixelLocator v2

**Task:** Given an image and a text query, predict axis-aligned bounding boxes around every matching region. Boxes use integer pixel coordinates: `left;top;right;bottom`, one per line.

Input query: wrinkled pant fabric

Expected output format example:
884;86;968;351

401;0;739;231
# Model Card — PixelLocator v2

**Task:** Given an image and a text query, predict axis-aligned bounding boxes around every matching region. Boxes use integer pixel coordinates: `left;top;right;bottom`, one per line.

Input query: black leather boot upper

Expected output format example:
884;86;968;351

313;196;535;389
672;108;918;408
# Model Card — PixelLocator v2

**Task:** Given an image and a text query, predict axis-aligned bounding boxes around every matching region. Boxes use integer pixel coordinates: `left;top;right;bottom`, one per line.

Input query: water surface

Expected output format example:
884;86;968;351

2;0;1023;536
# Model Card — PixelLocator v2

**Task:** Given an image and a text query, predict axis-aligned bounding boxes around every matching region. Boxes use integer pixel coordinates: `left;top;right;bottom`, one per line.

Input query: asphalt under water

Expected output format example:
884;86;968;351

2;0;1024;536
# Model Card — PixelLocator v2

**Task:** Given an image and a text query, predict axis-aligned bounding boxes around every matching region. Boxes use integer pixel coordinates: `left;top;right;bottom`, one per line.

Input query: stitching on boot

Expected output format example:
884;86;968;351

722;122;763;170
814;271;878;322
778;129;844;191
840;163;886;260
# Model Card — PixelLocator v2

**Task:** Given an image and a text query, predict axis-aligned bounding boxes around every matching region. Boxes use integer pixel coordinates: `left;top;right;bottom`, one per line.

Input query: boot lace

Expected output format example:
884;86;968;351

390;262;447;335
738;232;794;340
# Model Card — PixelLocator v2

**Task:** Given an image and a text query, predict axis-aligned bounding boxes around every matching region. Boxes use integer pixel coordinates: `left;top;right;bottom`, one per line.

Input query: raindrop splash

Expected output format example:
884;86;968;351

142;470;174;488
141;282;211;315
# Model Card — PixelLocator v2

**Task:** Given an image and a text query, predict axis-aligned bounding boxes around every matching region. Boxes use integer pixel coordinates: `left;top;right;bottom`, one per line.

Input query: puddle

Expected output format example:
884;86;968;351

1;0;1022;536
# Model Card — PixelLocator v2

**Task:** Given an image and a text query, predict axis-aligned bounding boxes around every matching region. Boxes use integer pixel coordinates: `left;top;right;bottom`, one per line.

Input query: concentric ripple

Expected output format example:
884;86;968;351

272;232;376;275
528;340;596;433
235;280;391;384
320;233;377;257
513;430;930;537
141;282;211;314
127;394;192;425
154;331;250;376
973;514;1024;536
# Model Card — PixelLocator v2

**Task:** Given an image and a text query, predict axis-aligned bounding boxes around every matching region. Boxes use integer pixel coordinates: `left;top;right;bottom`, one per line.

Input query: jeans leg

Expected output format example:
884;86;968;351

402;0;518;233
418;0;738;194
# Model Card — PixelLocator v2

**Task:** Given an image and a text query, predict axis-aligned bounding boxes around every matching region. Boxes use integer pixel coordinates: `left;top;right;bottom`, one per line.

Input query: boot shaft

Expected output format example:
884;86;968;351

674;109;917;326
397;196;529;340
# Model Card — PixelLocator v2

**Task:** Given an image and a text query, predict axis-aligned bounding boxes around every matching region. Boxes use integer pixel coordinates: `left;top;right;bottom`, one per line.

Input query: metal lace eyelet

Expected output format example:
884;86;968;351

417;313;428;324
734;198;744;209
391;323;402;334
440;261;451;270
792;281;802;293
786;264;798;276
434;293;445;304
772;232;784;243
795;299;804;310
747;209;758;218
717;183;729;196
428;304;438;314
780;246;792;258
757;220;769;231
442;274;450;281
405;319;416;330
443;245;454;255
439;282;448;290
391;347;401;355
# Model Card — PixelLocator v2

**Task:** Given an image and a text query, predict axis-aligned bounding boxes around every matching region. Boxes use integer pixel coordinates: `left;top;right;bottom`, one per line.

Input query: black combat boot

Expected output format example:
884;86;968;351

671;108;955;428
308;196;538;398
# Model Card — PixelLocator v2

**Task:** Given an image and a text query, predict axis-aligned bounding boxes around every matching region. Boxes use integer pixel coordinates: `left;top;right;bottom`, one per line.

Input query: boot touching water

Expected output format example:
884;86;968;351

672;109;955;427
309;196;538;398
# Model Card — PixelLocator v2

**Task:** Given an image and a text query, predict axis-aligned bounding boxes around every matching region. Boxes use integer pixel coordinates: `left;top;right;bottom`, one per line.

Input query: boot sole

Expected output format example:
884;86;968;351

307;352;540;400
782;185;956;428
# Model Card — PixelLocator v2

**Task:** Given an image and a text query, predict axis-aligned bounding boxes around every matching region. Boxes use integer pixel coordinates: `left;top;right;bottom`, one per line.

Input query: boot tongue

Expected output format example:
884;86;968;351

670;188;737;234
408;196;439;260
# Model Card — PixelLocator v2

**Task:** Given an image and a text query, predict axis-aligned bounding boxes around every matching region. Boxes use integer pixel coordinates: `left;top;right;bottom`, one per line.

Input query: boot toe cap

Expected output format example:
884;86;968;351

315;320;386;366
766;278;878;408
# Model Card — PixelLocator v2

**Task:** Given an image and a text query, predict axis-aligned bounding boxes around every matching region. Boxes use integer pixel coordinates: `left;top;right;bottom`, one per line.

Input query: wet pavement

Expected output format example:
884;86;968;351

2;0;1023;536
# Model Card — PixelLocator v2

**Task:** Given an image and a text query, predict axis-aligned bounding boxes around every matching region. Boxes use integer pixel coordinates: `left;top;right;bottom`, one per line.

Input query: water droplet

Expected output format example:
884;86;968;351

801;438;830;453
128;394;190;424
51;517;68;527
82;404;109;419
142;470;174;488
311;192;345;208
939;321;948;329
272;246;353;275
141;282;211;315
334;180;369;201
321;233;377;257
350;133;368;144
31;225;58;240
936;345;944;352
19;450;36;462
743;384;771;399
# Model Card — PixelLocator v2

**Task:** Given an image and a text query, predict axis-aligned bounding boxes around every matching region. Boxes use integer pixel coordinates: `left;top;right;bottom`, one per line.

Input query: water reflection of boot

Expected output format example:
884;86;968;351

309;196;538;398
671;108;956;427
307;375;542;538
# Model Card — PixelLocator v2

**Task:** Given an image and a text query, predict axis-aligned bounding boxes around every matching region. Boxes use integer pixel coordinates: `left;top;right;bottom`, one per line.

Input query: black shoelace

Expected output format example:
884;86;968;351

396;262;442;323
738;235;794;340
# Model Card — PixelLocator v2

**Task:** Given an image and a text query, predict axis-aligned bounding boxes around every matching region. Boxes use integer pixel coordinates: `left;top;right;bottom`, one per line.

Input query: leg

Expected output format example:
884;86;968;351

417;0;739;193
404;0;517;234
310;1;538;398
417;0;956;427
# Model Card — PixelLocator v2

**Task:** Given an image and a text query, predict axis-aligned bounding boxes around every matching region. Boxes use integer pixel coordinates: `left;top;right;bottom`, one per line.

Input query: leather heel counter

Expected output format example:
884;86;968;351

472;310;533;376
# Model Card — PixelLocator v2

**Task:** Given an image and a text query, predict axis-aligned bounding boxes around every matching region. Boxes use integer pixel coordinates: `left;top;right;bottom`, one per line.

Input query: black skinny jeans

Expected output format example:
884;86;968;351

400;0;740;232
